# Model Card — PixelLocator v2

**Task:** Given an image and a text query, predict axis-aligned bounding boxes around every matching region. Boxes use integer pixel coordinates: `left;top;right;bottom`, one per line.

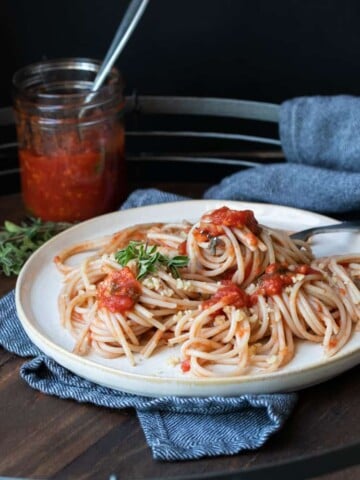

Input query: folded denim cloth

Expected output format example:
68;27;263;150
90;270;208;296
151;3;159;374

206;95;360;214
0;189;297;462
280;95;360;172
204;163;360;214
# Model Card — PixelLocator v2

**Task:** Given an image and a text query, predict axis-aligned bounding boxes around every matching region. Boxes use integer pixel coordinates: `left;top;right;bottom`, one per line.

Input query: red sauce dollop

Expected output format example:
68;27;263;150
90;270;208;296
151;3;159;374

97;267;141;313
201;206;261;235
178;240;187;255
202;281;250;310
252;263;319;300
258;272;293;297
181;359;191;373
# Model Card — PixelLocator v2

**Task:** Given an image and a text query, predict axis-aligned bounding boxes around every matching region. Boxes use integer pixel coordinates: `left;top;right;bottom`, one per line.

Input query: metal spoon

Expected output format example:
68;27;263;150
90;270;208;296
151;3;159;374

290;220;360;242
91;0;149;92
80;0;149;116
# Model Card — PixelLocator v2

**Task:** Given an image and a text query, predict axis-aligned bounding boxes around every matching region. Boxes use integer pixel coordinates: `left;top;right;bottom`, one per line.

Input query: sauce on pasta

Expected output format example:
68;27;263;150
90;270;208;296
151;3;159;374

201;282;250;311
97;267;141;313
54;206;360;377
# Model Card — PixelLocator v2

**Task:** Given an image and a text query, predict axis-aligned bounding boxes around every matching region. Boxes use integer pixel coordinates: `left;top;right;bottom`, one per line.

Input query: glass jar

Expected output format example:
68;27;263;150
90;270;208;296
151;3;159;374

13;58;126;222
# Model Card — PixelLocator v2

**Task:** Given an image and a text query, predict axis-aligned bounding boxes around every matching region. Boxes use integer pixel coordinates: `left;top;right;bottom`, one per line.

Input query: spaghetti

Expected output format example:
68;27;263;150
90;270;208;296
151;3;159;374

54;206;360;377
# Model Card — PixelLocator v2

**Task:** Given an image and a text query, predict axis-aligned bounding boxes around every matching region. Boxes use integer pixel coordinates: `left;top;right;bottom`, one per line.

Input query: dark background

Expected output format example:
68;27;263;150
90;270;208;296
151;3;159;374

2;0;360;194
2;0;360;107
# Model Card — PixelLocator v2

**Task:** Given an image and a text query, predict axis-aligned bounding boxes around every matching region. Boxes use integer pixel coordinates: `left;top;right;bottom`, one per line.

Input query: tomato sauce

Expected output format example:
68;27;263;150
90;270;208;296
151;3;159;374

201;206;261;236
19;125;126;222
202;281;250;311
180;359;191;372
293;264;319;275
194;207;261;244
178;240;187;255
97;267;141;313
258;272;293;297
193;228;213;242
253;263;320;300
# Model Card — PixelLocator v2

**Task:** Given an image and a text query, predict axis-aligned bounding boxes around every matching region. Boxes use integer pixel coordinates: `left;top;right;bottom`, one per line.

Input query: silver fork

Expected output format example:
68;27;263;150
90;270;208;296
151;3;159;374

290;220;360;242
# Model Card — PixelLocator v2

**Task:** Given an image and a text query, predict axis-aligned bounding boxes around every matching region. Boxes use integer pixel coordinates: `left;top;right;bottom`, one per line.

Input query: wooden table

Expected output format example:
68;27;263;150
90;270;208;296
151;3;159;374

0;190;360;480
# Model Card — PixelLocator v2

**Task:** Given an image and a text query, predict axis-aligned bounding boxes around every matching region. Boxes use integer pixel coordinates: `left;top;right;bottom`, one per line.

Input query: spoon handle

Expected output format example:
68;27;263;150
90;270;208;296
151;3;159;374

92;0;149;92
290;220;360;242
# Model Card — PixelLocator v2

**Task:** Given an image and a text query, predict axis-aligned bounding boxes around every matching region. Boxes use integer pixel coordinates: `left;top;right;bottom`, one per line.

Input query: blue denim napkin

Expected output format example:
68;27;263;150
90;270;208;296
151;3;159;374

205;95;360;214
0;189;297;462
205;163;360;214
280;95;360;172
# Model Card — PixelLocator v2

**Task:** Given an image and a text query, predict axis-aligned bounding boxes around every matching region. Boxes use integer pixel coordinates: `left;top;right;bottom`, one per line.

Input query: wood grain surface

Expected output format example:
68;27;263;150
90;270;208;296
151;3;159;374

0;191;359;480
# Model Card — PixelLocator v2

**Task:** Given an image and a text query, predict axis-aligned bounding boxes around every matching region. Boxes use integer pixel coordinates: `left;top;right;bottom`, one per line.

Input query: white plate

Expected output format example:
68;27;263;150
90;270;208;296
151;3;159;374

15;200;360;397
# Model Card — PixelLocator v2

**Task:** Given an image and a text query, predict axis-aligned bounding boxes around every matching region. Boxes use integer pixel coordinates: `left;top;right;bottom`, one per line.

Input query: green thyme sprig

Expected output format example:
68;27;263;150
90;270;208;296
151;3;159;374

115;241;189;279
0;218;71;276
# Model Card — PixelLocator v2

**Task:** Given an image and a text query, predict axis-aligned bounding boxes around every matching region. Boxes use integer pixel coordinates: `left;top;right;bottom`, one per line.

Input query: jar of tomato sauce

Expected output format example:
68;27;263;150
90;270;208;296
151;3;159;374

13;58;126;222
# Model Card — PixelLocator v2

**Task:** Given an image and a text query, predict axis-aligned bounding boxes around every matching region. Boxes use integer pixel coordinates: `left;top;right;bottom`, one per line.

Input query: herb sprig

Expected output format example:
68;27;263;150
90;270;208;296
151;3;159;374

115;241;189;279
0;218;71;276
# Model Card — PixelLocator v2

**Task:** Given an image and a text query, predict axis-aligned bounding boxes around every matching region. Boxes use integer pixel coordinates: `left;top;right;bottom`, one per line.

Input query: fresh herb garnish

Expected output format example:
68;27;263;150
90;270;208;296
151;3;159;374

115;241;189;279
165;255;190;279
0;218;71;276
